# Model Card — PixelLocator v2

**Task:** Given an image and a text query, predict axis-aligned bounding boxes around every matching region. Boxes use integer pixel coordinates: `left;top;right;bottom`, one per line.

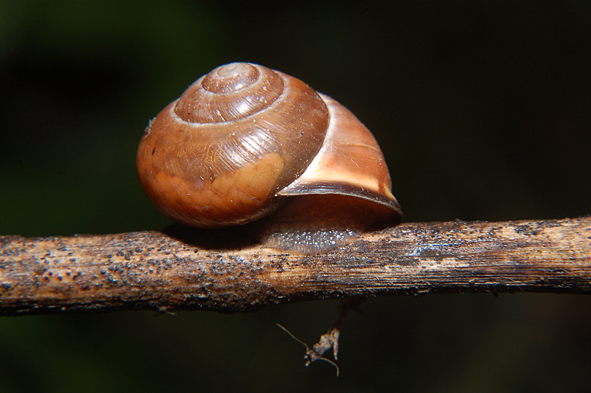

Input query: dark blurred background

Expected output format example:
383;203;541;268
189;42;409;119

1;1;590;392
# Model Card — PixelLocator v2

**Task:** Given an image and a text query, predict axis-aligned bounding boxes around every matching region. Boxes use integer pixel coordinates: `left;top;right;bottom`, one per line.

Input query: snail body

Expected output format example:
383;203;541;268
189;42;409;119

137;62;402;253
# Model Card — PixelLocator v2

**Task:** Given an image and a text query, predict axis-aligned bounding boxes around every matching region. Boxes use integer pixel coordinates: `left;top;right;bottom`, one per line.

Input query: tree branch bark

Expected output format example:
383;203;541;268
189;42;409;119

1;217;590;316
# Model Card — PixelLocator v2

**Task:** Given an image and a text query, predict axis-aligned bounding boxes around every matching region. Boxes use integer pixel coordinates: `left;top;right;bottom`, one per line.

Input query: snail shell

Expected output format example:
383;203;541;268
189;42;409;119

137;62;402;253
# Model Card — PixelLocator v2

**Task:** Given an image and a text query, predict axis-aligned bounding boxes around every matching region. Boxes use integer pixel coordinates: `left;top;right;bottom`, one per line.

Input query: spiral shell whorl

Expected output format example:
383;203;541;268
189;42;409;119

202;63;259;93
175;63;285;124
137;62;331;227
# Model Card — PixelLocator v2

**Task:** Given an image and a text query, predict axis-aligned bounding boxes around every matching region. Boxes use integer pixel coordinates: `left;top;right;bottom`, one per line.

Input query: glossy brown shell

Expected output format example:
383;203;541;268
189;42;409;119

137;62;402;233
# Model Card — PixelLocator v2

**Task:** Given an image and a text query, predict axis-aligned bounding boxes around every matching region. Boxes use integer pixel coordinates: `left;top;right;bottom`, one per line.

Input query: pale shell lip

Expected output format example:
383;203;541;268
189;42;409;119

278;93;402;217
279;180;401;214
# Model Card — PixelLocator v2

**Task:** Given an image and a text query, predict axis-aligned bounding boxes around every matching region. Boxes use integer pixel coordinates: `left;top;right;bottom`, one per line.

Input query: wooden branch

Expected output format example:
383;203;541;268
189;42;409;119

1;217;590;316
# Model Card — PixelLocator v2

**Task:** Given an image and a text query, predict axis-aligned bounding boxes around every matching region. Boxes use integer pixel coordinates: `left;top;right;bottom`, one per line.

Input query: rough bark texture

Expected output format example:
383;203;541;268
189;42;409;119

1;217;590;316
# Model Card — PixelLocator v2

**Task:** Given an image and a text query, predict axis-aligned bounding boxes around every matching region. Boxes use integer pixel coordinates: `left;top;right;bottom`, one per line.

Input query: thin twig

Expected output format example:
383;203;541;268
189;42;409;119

0;217;590;316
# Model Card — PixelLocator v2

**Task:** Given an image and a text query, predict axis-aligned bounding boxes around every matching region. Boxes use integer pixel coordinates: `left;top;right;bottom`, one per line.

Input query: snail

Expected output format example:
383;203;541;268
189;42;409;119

137;62;402;253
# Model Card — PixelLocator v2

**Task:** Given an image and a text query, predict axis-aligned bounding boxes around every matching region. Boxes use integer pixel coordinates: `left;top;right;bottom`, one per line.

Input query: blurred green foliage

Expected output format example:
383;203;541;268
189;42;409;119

1;1;590;392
